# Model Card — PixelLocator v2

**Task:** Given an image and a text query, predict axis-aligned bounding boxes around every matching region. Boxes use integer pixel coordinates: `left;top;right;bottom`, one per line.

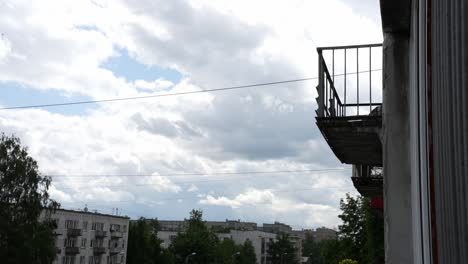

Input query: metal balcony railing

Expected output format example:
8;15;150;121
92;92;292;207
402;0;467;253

93;247;106;255
65;246;80;255
95;230;107;237
67;228;82;237
316;43;383;118
110;230;123;238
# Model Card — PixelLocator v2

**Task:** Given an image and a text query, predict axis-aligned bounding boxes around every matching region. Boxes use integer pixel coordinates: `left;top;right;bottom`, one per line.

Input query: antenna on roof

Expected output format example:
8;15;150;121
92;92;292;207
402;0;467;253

84;204;88;212
116;208;119;216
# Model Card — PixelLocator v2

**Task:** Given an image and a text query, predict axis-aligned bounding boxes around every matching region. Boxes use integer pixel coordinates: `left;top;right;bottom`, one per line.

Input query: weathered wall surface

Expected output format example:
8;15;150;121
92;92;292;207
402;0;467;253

382;32;413;263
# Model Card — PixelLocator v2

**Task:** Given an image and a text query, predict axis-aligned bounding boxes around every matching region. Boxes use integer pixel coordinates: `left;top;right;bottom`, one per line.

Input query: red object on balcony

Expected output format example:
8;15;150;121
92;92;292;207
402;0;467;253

371;196;383;209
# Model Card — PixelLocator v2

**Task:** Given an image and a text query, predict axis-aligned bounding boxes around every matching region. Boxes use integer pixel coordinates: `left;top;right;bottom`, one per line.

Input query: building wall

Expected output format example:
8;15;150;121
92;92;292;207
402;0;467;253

158;230;276;264
42;209;129;264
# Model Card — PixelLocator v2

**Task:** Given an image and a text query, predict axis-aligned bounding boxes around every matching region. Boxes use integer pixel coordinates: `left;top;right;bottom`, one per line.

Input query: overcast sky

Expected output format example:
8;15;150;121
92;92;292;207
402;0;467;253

0;0;382;229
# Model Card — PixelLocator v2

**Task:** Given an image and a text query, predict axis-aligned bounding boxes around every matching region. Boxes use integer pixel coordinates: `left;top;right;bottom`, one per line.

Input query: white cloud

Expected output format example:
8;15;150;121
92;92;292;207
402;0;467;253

187;184;199;192
0;0;380;227
134;78;174;91
199;188;342;227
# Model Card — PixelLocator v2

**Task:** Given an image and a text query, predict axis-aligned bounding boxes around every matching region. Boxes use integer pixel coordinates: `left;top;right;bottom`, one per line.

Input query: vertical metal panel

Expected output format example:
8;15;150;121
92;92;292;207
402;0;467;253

409;0;433;263
431;0;468;262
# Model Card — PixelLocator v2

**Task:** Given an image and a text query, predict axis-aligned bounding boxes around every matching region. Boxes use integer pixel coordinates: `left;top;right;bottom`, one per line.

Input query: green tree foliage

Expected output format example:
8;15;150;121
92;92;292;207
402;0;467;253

363;199;384;264
0;134;59;264
338;259;358;264
338;194;367;262
302;233;324;264
238;240;256;264
127;218;171;264
170;209;219;264
316;194;384;264
267;232;299;264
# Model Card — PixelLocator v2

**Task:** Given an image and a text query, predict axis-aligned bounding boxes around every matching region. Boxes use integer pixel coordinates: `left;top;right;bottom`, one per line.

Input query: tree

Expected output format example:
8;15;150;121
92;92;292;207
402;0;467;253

335;194;384;264
338;259;358;264
238;240;256;264
0;133;59;264
127;218;171;264
267;232;299;264
302;233;323;264
337;194;367;262
170;209;219;264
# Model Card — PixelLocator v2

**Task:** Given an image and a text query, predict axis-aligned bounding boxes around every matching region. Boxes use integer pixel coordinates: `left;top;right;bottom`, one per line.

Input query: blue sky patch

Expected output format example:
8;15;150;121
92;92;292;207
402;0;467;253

101;49;183;84
0;82;97;116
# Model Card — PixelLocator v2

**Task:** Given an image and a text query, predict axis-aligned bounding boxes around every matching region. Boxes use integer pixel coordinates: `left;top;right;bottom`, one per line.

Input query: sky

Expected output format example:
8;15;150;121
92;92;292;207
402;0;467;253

0;0;382;229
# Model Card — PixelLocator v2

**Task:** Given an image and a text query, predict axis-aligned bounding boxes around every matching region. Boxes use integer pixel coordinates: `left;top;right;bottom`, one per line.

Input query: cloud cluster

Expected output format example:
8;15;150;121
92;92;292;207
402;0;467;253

0;0;379;228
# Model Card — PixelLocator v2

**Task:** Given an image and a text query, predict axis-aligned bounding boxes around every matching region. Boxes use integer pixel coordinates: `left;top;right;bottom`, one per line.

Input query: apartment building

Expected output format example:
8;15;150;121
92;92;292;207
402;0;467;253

158;229;277;264
157;218;257;232
41;208;129;264
157;219;336;263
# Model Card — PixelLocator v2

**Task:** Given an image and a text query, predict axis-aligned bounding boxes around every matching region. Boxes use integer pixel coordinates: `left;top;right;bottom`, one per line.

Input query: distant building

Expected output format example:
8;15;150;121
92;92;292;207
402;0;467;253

158;229;276;264
42;208;129;264
156;218;336;264
157;219;257;232
313;227;337;242
259;221;292;234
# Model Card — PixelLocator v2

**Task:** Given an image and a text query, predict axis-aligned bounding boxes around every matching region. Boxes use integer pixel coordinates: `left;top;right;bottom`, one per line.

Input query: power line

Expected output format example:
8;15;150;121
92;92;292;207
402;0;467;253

48;168;347;179
52;171;350;189
61;186;354;205
0;69;381;110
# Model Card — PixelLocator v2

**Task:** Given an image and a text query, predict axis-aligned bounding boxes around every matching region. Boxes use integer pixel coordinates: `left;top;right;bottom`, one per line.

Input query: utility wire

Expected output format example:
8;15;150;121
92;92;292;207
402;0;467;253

0;69;381;110
51;171;350;188
48;168;347;179
62;186;354;205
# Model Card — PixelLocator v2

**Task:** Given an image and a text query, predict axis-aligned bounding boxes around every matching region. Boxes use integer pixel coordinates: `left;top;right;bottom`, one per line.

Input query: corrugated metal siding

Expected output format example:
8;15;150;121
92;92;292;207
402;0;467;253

431;0;468;262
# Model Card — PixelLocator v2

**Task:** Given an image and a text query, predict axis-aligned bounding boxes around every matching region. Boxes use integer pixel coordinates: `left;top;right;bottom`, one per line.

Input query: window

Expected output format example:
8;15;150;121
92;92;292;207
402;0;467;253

65;220;78;229
62;256;76;264
81;238;87;248
123;225;127;232
92;222;104;231
83;221;88;230
80;256;85;264
65;238;77;247
90;240;94;248
109;224;120;232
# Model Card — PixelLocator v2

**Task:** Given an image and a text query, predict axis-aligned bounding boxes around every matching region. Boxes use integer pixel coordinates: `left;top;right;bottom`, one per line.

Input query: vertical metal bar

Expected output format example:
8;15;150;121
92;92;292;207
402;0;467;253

357;48;360;115
369;47;372;112
325;78;328;115
332;49;335;83
344;49;347;116
318;51;324;117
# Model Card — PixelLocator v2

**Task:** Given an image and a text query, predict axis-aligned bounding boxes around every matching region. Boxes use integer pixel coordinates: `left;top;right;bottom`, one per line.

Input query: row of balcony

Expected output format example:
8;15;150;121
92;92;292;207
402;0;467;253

59;229;123;238
63;246;123;255
315;44;384;204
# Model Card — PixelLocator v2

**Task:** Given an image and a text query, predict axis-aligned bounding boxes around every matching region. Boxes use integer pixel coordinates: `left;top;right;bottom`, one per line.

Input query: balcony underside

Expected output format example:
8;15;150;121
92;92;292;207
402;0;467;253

316;116;382;166
351;176;383;197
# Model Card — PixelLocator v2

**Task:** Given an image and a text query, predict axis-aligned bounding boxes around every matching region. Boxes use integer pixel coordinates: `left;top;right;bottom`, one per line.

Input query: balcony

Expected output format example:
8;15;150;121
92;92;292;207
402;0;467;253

351;165;383;197
110;230;123;238
316;44;383;166
95;230;107;237
67;228;82;237
110;247;122;255
65;246;80;255
93;247;106;255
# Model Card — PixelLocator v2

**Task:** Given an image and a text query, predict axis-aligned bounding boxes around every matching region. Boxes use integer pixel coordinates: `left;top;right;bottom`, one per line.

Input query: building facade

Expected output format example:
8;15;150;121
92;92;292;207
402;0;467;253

42;208;129;264
157;219;336;264
158;229;277;264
